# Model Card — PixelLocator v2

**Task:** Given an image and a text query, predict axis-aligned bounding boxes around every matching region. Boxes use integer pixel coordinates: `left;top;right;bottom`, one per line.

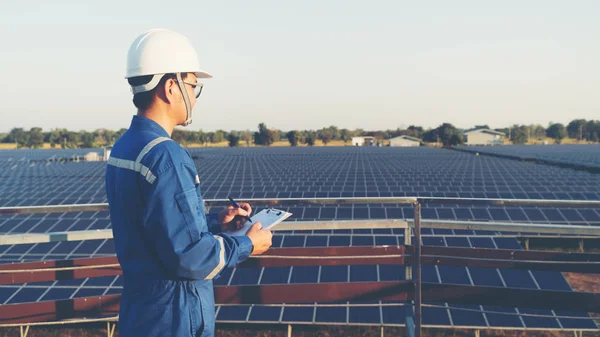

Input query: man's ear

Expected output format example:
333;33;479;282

162;77;177;104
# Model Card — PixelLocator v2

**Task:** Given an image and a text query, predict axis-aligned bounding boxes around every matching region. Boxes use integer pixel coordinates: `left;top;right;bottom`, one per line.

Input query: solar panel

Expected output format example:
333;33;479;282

1;146;599;330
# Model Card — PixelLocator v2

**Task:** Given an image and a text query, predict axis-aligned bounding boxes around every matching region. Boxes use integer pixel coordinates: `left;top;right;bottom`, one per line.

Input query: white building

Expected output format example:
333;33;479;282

388;135;421;147
103;146;112;161
464;129;505;146
351;137;375;146
84;152;101;162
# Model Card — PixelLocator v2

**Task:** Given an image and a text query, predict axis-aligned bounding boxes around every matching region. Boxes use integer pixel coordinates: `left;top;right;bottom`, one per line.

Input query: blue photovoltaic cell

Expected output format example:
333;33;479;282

422;305;451;326
483;306;523;328
328;236;351;247
229;268;262;285
315;306;346;323
380;305;407;325
437;266;471;285
499;269;537;289
529;270;571;291
40;287;77;301
248;306;282;322
281;307;315;322
260;267;291;285
0;287;19;303
290;266;319;284
349;265;378;282
7;287;46;304
73;288;105;297
305;236;328;247
320;266;348;283
518;308;560;328
554;311;598;329
421;265;440;283
218;306;250;321
448;305;487;327
349;306;381;324
468;267;504;287
378;265;405;281
469;237;496;249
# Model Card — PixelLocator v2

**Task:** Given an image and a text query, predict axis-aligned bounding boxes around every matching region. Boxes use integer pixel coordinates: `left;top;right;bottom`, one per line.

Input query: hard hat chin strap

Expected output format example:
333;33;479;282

176;73;193;126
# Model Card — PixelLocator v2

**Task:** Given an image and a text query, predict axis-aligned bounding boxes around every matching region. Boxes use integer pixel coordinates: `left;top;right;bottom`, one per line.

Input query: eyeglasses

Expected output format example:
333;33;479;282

175;80;204;98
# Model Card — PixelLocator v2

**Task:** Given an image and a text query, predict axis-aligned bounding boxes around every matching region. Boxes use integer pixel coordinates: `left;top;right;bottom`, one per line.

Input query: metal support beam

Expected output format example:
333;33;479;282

20;325;29;337
107;321;116;337
413;219;600;236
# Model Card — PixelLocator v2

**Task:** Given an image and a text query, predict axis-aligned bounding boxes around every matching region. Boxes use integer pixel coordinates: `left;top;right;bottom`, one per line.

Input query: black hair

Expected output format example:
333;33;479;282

127;73;186;110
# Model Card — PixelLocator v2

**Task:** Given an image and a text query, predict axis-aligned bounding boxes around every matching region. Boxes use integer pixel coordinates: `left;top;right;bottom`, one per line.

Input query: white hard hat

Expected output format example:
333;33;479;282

126;29;212;126
126;28;212;80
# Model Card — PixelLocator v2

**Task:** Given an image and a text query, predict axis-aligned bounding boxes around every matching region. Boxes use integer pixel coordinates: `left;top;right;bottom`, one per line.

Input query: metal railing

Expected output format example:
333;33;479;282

1;197;599;337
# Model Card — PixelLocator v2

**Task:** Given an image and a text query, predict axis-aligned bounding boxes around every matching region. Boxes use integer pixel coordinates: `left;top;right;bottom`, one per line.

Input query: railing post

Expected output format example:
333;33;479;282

414;201;422;337
404;226;412;280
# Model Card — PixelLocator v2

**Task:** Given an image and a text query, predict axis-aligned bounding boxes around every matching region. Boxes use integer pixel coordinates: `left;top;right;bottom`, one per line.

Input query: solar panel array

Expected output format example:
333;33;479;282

0;148;103;161
456;144;600;169
0;146;598;330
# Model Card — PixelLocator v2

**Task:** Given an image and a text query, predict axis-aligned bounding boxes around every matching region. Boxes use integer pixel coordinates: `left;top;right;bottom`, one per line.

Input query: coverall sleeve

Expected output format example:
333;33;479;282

206;212;222;234
142;162;253;280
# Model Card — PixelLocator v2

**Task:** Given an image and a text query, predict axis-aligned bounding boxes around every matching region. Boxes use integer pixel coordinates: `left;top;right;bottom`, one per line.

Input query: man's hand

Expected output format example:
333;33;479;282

246;222;273;255
218;202;253;232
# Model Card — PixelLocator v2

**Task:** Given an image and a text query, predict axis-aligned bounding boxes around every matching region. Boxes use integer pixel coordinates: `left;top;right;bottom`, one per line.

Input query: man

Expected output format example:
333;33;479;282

105;29;273;337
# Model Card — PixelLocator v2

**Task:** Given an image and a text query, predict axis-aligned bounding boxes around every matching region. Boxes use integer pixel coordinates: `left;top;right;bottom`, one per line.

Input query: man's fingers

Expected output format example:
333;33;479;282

238;202;253;215
233;207;249;217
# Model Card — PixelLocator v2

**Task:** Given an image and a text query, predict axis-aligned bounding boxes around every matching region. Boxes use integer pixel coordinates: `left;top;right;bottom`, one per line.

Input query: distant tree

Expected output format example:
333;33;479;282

340;129;352;145
240;130;252;146
59;130;80;148
592;132;599;143
406;125;424;139
212;130;226;144
104;130;118;145
510;125;528;144
28;127;44;148
185;131;198;145
80;131;95;148
197;130;208;147
567;119;587;140
584;120;600;141
473;125;490;130
317;127;334;145
227;133;240;147
304;131;316;146
422;123;463;146
546;123;567;143
171;129;187;145
0;133;6;143
530;124;546;140
7;128;28;148
253;123;275;146
448;134;463;146
286;130;301;146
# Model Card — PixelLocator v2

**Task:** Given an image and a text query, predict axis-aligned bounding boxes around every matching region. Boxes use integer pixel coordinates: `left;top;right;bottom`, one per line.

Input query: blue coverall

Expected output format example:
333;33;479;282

105;115;253;337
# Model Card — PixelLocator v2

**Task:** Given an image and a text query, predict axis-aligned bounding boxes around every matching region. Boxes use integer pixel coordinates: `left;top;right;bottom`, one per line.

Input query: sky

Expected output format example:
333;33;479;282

0;0;599;133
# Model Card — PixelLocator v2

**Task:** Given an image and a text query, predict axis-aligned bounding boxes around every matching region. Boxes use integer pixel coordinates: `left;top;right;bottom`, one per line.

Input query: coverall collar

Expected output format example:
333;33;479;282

130;115;170;138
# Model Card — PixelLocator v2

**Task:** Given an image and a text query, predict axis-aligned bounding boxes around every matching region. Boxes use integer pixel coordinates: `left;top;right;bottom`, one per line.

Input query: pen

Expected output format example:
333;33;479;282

228;197;252;223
